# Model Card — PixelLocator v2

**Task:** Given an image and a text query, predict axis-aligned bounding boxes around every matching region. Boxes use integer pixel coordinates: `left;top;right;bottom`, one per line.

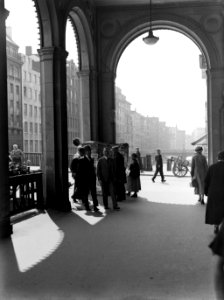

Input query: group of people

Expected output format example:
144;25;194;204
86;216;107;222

70;140;142;212
190;146;224;237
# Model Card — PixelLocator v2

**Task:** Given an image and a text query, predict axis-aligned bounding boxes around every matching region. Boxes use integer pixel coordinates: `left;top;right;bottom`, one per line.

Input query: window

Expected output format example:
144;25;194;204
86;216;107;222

25;140;28;152
16;85;19;95
24;121;28;133
30;141;33;152
24;104;27;116
34;106;37;118
10;83;13;94
35;123;38;134
35;141;38;152
10;100;13;109
29;105;32;117
30;122;33;133
24;86;27;97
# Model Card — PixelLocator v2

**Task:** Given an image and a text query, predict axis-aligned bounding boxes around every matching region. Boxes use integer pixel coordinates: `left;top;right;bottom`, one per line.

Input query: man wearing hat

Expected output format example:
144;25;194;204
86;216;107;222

112;145;126;202
191;146;208;204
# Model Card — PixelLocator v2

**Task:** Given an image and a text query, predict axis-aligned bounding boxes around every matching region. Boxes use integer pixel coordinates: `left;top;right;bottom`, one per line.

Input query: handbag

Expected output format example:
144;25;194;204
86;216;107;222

190;177;198;188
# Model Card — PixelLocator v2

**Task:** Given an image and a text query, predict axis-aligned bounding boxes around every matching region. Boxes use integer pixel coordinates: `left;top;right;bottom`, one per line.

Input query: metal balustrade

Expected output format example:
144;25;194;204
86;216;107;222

9;172;44;216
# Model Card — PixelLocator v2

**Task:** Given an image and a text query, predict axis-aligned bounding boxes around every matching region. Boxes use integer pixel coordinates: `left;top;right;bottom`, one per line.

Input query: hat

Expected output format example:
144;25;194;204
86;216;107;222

112;145;119;150
195;146;203;152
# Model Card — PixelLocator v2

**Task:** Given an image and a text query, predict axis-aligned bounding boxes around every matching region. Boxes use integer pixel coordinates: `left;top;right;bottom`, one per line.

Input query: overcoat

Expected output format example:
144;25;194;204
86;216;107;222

205;161;224;225
191;153;208;195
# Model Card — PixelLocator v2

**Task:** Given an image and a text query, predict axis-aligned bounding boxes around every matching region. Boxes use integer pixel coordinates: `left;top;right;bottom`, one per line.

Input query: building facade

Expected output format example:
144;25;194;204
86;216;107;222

6;27;23;151
21;47;42;155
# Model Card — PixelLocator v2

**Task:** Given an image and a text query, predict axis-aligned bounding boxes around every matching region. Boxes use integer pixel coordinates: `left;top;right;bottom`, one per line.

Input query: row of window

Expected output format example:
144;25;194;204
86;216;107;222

9;83;20;95
24;140;42;153
23;70;40;85
8;64;21;78
24;104;41;118
24;121;42;134
23;86;40;101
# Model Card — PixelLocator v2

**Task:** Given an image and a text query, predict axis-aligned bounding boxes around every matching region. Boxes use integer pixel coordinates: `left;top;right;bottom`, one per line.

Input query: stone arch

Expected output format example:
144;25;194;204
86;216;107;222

106;16;220;75
33;0;55;47
66;6;96;141
101;14;223;162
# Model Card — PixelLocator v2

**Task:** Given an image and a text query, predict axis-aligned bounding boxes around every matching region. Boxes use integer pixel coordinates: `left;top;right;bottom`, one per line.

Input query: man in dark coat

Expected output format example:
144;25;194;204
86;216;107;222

97;147;120;211
84;145;99;212
112;145;127;202
152;149;166;183
71;146;91;211
205;150;224;234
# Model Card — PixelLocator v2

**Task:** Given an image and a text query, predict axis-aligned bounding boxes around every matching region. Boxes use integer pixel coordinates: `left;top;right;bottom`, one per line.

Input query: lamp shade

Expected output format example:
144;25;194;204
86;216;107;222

143;29;159;45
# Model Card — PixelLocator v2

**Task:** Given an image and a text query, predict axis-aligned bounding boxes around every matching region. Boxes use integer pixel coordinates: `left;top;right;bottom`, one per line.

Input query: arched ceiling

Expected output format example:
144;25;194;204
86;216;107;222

93;0;222;6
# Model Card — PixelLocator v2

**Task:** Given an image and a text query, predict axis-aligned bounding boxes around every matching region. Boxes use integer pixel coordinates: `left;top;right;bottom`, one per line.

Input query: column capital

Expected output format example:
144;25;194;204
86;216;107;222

100;70;116;81
38;47;68;61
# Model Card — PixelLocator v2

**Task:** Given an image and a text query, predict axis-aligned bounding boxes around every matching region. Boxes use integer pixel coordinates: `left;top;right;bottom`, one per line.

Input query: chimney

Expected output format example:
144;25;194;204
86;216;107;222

6;27;12;39
26;46;32;56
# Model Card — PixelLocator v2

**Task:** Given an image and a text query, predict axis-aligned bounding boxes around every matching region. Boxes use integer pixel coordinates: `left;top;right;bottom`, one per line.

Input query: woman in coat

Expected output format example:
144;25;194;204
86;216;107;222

205;151;224;234
126;153;141;198
191;146;208;204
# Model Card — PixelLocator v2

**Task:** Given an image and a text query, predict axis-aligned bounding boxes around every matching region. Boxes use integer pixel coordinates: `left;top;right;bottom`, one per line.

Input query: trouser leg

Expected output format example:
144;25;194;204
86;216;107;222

159;169;165;181
101;182;108;208
152;169;159;180
109;182;118;208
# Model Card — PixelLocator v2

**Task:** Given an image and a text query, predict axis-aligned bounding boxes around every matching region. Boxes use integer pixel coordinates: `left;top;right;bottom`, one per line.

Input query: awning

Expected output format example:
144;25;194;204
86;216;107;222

191;134;207;146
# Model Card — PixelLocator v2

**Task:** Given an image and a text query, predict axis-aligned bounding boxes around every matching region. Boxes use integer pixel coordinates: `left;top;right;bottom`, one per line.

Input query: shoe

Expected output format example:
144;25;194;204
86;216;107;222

126;192;131;196
113;206;120;210
94;207;100;212
201;199;205;205
104;206;110;210
152;178;155;182
162;180;166;183
131;193;137;198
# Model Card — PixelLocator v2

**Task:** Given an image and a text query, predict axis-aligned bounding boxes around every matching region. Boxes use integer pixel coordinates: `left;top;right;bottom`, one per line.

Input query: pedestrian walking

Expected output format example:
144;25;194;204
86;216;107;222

205;150;224;234
152;149;166;183
126;153;141;197
97;147;120;211
71;146;91;211
70;137;81;202
84;145;99;212
112;145;126;202
136;147;143;172
191;146;208;204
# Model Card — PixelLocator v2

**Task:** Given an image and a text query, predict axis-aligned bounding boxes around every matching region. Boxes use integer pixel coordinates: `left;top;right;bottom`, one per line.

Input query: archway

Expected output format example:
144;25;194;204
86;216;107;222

115;29;207;162
100;15;223;164
67;7;97;143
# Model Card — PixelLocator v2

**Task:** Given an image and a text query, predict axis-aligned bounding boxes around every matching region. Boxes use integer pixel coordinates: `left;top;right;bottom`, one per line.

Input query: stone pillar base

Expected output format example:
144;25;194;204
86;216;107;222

0;219;12;238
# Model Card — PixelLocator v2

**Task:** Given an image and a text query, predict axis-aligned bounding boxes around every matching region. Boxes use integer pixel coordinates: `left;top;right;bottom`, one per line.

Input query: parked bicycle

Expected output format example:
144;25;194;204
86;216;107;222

171;156;190;177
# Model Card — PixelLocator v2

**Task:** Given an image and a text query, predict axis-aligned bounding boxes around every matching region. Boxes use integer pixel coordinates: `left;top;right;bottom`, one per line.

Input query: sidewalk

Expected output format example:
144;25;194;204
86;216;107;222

0;176;217;300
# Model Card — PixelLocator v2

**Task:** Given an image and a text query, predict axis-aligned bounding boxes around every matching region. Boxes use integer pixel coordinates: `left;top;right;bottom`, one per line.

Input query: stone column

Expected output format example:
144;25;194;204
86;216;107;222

207;68;224;163
89;69;99;141
0;3;12;237
78;70;91;141
98;71;116;144
38;47;71;212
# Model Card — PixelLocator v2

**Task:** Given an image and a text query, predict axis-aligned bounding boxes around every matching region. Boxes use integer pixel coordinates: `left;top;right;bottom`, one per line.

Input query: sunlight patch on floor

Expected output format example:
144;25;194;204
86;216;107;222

71;203;107;225
11;212;64;272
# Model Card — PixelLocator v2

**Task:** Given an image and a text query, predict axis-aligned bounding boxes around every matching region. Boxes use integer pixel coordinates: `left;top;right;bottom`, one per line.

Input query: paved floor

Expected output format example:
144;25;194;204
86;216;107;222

0;175;220;300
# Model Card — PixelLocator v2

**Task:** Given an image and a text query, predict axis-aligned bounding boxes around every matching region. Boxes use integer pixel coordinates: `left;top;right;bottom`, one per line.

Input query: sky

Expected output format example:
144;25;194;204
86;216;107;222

5;0;206;134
